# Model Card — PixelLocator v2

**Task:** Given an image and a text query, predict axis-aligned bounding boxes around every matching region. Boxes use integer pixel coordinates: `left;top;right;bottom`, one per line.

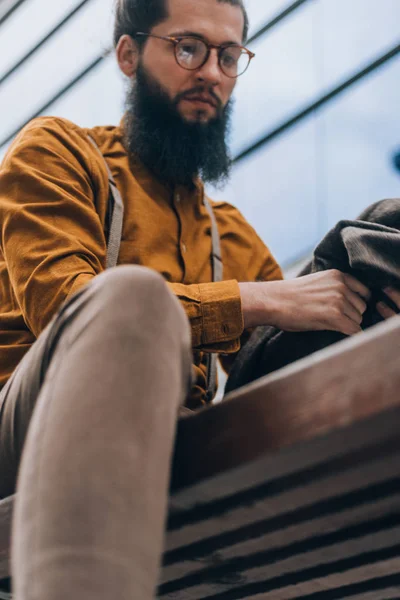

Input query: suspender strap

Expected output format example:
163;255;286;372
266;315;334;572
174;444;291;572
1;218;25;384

88;134;223;402
203;195;223;402
203;194;223;282
87;136;124;269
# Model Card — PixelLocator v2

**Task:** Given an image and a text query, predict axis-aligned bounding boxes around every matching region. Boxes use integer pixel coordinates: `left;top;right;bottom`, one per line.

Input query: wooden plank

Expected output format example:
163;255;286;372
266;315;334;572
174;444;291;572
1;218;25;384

166;439;400;553
172;316;400;491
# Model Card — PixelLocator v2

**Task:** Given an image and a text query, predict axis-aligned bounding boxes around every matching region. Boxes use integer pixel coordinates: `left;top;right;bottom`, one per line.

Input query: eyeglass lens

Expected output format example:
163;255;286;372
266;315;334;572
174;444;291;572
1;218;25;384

175;38;250;77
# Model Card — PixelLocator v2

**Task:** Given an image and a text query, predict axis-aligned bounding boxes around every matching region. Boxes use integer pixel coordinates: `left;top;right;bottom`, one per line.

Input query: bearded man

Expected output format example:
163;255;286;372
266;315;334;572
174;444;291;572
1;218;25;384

0;0;399;598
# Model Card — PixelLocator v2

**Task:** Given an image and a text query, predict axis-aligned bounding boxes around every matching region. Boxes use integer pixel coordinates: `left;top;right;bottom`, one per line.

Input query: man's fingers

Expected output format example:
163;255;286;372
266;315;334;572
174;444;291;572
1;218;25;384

345;289;367;317
338;314;362;336
377;302;397;320
343;299;364;326
343;274;371;300
384;287;400;311
378;288;400;319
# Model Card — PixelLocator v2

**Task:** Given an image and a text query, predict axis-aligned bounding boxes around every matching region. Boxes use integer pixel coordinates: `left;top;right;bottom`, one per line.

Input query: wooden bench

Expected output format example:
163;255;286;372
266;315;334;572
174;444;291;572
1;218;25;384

1;316;400;599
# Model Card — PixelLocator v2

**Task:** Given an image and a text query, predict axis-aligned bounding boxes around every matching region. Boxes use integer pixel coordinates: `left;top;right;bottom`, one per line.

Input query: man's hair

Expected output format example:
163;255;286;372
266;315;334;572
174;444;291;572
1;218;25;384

113;0;249;48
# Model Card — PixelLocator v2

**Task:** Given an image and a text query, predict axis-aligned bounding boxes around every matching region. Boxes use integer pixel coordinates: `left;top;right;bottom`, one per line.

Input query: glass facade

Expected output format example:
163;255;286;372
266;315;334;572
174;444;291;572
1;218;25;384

221;118;320;266
231;2;318;154
1;0;399;267
319;57;400;231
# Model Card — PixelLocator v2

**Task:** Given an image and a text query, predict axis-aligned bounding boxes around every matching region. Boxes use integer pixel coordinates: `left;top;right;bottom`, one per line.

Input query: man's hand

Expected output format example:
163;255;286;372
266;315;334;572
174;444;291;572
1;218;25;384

377;288;400;320
239;270;371;336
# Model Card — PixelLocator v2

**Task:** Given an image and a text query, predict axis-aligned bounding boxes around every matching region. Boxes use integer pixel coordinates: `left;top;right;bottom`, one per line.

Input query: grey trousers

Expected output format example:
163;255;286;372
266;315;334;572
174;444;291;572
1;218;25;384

0;266;192;599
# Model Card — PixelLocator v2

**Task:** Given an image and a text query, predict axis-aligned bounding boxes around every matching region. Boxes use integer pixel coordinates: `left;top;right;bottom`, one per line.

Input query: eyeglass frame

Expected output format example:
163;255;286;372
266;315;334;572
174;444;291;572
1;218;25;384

133;32;255;78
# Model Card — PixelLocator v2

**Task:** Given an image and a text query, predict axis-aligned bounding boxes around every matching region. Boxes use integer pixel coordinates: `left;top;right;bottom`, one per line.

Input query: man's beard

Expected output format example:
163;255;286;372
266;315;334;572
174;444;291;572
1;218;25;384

123;62;233;189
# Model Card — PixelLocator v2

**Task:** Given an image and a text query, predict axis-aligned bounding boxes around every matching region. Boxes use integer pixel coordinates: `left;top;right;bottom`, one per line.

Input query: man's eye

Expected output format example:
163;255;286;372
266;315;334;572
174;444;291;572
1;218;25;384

180;43;197;56
222;53;238;67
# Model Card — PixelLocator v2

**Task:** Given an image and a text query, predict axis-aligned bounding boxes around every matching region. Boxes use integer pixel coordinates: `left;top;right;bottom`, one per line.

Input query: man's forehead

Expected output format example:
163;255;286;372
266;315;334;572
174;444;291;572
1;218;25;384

154;0;245;44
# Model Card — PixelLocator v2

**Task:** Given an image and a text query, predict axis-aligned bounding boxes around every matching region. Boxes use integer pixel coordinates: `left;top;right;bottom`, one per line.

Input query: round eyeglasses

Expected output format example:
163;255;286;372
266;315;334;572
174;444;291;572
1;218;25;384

134;33;255;78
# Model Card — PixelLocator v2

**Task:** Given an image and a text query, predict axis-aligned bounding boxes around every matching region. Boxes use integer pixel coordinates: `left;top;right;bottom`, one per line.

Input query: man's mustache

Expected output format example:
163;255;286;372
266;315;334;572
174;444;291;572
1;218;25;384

175;87;222;111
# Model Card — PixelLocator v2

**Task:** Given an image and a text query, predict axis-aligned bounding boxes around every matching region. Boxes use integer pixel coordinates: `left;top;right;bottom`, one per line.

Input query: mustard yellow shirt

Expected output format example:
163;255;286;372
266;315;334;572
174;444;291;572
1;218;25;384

0;117;283;407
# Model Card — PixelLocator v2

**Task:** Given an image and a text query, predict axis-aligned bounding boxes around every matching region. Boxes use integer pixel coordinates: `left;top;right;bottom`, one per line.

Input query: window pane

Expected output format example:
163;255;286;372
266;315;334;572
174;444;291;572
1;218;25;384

0;0;113;143
319;56;400;231
45;57;124;128
319;0;400;90
215;119;319;266
0;0;24;21
245;0;301;37
0;0;94;78
231;2;318;155
215;55;400;269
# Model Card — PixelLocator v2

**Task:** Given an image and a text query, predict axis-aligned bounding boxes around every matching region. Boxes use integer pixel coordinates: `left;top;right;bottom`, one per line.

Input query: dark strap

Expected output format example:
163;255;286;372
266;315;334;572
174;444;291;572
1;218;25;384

88;135;223;402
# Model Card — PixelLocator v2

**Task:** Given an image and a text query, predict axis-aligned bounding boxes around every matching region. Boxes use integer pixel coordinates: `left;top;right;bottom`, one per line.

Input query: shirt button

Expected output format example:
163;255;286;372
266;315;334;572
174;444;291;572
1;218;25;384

181;243;187;254
176;193;181;203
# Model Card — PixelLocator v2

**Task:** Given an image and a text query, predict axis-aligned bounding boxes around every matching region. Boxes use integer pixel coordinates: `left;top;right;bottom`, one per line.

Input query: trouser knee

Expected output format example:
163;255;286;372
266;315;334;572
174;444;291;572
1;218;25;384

88;266;191;348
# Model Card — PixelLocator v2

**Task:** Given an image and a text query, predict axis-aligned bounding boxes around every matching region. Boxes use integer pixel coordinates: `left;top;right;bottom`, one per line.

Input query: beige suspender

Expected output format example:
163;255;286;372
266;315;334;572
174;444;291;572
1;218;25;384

87;136;124;270
88;135;222;402
202;195;223;402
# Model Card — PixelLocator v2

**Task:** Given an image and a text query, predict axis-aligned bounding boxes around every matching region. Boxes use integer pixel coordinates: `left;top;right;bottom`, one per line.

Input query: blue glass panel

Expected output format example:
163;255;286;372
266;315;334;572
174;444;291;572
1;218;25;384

231;2;318;156
318;56;400;232
245;0;297;37
0;0;93;79
319;0;400;91
45;57;124;128
0;0;114;143
232;0;400;159
0;0;23;21
215;118;320;267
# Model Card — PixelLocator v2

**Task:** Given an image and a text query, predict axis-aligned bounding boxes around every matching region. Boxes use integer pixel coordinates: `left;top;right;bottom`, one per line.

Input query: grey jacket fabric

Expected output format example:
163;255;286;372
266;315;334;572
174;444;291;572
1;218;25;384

226;199;400;393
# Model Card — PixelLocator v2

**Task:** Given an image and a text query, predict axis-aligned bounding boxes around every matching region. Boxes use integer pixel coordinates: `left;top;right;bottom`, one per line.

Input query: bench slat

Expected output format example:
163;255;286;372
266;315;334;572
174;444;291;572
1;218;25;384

160;407;400;598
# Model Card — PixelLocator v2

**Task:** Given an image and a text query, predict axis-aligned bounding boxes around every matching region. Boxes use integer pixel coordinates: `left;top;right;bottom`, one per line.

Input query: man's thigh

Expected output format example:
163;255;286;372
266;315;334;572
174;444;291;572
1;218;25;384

0;284;95;499
0;328;51;497
0;267;192;499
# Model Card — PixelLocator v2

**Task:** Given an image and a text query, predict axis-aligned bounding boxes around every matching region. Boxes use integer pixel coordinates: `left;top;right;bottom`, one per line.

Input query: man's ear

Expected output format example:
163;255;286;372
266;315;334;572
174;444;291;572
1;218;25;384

116;34;139;78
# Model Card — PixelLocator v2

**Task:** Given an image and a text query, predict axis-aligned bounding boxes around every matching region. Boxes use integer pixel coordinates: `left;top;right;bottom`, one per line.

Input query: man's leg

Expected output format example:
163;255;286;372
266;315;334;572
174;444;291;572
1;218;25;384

0;266;192;600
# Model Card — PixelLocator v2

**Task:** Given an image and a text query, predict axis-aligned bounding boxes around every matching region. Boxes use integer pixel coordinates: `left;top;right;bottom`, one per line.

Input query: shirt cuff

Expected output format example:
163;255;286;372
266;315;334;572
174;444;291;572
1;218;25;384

167;279;244;352
199;279;244;346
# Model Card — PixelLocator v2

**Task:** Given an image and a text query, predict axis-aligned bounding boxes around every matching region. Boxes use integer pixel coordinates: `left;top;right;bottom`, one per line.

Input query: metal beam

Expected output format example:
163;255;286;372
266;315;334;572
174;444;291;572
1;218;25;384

248;0;312;45
0;0;28;28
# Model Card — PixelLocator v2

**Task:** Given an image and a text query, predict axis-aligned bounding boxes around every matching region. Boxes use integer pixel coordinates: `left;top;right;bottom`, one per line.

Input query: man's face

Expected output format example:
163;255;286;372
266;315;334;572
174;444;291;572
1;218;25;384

139;0;244;124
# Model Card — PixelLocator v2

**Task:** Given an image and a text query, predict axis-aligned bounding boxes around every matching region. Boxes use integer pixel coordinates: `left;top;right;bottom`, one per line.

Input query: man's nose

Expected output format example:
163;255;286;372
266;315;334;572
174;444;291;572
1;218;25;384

195;49;223;86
